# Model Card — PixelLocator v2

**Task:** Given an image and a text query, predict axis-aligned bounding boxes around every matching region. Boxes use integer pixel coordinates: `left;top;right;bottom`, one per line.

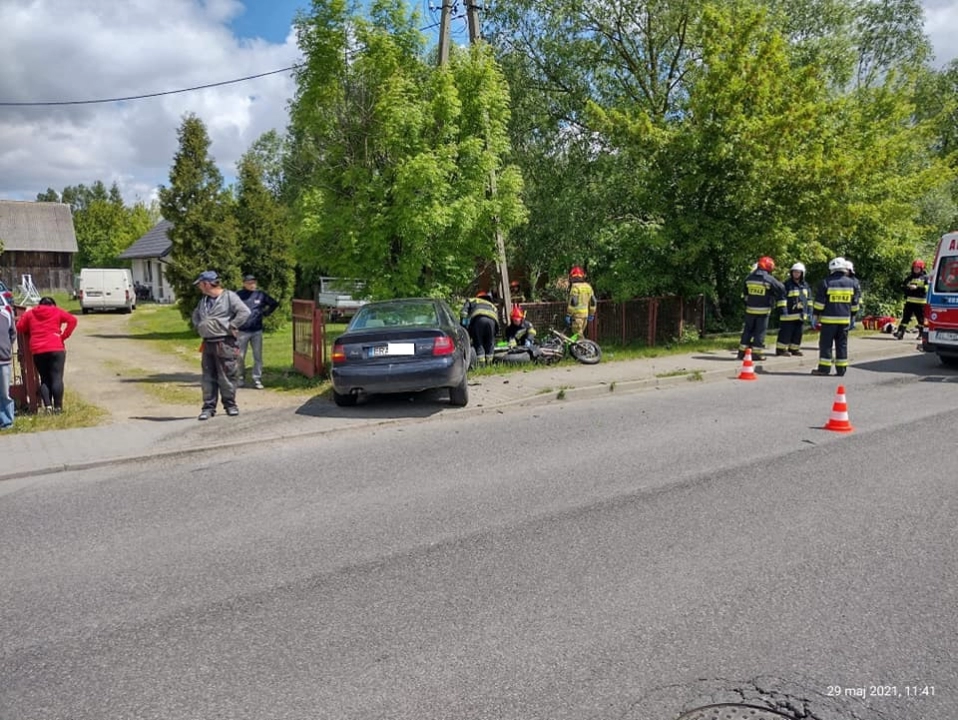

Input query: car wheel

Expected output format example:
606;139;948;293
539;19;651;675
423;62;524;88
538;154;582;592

333;390;358;407
468;346;478;370
938;353;958;368
81;308;90;315
449;373;469;407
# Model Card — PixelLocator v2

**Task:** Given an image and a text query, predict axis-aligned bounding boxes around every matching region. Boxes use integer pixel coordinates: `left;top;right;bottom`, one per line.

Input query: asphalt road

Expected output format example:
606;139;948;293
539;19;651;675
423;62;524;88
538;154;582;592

2;354;956;720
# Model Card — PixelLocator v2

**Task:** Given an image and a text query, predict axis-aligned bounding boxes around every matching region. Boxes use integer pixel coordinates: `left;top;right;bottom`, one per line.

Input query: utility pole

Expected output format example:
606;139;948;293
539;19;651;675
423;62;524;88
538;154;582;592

465;1;513;314
437;0;452;67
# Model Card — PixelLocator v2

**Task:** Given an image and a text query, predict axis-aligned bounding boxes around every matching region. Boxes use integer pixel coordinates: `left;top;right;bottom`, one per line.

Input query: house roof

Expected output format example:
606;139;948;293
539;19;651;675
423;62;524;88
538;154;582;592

119;219;173;259
0;200;79;253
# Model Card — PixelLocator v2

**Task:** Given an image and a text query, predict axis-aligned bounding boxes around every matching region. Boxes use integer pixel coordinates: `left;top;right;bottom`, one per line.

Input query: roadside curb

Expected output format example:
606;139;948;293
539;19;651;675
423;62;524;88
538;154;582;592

2;339;926;482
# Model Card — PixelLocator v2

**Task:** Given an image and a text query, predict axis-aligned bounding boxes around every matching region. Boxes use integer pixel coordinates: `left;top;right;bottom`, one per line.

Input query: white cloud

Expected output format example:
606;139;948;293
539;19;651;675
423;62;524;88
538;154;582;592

0;0;954;207
0;0;300;204
924;0;958;67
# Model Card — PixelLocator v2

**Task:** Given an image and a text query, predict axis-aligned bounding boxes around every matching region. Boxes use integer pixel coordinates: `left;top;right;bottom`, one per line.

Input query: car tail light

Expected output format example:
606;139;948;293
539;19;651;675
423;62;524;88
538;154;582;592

125;290;131;301
332;343;346;363
78;290;83;300
432;335;455;356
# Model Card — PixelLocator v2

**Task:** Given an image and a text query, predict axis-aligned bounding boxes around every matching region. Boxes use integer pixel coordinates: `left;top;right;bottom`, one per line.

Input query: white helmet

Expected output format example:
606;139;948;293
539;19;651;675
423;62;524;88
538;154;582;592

828;256;848;273
846;260;855;273
790;262;806;273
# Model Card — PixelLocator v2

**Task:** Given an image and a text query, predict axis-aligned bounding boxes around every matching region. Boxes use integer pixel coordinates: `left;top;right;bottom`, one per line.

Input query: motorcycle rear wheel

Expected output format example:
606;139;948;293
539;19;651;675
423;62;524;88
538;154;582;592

569;339;602;364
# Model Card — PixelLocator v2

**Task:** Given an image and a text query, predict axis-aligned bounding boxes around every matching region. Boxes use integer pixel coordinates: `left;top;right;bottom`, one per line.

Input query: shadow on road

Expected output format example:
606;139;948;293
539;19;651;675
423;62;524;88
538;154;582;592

294;390;450;419
117;372;199;385
853;352;948;376
129;415;197;422
87;331;194;341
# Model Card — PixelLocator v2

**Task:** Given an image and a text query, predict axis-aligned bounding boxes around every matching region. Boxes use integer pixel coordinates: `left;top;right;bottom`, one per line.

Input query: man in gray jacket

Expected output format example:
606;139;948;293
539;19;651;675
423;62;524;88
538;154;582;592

0;305;16;430
191;271;251;421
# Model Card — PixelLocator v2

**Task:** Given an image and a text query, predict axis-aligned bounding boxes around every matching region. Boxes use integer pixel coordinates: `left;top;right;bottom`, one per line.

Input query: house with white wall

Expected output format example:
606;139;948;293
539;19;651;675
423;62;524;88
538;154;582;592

118;219;176;303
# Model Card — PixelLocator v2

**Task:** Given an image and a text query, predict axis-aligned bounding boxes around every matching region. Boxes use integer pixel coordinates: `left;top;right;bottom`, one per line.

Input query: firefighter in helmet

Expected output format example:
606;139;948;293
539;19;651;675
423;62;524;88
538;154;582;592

460;290;500;366
566;266;596;337
775;262;811;356
505;305;536;348
810;257;861;376
894;259;929;340
739;256;786;361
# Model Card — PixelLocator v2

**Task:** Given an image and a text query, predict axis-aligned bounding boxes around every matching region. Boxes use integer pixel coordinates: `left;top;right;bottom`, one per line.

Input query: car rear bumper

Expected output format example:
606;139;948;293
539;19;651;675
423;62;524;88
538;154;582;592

332;356;465;396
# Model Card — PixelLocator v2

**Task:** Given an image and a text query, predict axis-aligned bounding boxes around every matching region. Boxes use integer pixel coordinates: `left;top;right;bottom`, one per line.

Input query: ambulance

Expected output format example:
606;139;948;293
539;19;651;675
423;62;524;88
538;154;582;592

924;231;958;366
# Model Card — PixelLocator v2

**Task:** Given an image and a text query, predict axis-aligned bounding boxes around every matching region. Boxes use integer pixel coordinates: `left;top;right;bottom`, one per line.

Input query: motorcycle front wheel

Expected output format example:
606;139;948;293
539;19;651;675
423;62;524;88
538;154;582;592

569;339;602;364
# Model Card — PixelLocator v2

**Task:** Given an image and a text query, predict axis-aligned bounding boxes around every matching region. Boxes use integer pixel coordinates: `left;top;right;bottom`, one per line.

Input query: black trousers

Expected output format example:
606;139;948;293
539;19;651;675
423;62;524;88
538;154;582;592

898;302;925;330
776;320;804;351
739;313;770;352
201;337;239;411
33;350;66;410
469;316;498;360
817;324;849;375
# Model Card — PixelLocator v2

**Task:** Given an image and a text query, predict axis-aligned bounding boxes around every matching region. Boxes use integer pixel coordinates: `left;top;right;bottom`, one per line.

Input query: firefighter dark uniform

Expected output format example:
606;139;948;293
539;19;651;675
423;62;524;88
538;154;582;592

894;260;929;339
811;258;861;376
505;306;536;347
775;263;811;356
739;257;786;361
460;293;499;365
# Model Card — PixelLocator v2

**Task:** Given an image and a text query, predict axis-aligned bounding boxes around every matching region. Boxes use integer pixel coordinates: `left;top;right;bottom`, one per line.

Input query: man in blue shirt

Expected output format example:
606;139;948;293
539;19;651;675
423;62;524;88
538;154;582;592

236;274;279;389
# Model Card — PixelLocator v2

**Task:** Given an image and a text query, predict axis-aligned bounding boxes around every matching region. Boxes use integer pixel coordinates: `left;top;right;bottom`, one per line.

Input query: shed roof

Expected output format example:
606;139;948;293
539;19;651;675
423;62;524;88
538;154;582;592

119;219;173;259
0;200;79;253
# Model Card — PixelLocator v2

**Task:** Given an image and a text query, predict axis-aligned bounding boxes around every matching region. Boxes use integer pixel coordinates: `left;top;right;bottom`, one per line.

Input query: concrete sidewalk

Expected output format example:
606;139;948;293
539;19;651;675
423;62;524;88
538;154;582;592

0;334;927;481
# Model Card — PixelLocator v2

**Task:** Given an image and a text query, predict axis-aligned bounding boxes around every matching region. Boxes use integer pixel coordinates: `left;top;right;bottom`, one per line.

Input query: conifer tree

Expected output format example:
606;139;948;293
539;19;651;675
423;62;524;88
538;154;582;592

235;150;295;330
159;114;240;321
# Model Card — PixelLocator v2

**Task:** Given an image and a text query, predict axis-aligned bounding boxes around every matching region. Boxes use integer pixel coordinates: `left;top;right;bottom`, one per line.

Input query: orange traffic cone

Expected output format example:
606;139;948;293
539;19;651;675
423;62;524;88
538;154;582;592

823;384;854;432
737;348;758;381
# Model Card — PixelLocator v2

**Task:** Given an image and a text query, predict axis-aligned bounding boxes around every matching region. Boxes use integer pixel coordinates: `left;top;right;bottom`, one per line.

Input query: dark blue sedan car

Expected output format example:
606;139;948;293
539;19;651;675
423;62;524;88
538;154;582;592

330;298;471;407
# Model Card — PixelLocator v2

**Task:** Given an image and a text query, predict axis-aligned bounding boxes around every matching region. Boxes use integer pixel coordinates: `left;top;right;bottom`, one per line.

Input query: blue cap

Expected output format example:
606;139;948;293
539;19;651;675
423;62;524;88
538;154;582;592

193;270;219;285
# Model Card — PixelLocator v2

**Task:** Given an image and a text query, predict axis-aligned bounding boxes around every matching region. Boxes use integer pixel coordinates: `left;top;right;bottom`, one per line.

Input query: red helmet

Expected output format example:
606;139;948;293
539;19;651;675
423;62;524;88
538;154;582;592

510;306;525;322
569;266;586;279
757;256;775;272
913;259;926;271
476;289;491;299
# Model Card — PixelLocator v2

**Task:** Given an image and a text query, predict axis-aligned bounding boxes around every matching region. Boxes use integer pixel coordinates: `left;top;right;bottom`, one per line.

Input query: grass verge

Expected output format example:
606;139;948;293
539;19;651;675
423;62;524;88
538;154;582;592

7;390;109;433
126;304;341;393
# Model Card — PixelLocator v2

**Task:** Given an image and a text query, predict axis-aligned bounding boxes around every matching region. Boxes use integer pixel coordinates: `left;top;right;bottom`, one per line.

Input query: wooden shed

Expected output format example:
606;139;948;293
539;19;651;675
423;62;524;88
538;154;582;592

0;201;79;293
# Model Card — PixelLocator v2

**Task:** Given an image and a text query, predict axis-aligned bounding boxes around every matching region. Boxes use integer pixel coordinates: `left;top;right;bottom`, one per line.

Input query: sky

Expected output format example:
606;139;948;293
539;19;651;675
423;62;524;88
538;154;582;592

0;0;955;208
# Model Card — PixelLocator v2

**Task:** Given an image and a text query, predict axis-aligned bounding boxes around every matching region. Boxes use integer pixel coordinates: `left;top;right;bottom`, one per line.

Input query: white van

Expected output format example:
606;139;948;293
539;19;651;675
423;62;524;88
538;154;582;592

78;268;136;314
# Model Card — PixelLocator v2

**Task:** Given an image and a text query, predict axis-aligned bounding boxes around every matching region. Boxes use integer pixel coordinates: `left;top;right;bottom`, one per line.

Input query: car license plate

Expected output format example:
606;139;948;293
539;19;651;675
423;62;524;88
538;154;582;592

369;343;416;358
936;331;958;342
387;342;415;356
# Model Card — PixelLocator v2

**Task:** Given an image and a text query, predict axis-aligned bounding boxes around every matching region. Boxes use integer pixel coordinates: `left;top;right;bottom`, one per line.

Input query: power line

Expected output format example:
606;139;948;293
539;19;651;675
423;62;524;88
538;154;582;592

0;18;461;108
0;66;301;107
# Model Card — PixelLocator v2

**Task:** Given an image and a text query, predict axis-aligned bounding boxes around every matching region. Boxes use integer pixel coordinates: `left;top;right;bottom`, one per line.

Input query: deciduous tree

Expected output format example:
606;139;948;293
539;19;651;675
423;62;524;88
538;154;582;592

289;0;525;299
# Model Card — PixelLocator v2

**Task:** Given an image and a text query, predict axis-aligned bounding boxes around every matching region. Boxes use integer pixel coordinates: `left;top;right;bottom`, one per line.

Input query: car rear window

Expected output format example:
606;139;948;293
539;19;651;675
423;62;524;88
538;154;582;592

350;303;439;329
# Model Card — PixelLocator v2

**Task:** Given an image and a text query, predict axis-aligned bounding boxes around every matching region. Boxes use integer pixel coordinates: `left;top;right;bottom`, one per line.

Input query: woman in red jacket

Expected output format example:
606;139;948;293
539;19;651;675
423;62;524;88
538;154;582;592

15;297;78;413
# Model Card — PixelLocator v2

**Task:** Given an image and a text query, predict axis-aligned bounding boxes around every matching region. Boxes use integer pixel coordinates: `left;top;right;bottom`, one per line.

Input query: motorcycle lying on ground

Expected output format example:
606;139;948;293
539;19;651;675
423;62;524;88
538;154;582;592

489;327;602;366
535;326;602;365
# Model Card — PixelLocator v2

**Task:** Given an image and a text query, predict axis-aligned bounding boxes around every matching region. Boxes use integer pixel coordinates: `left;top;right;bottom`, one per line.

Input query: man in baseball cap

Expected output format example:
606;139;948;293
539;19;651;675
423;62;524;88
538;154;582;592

236;273;279;389
190;270;250;420
193;270;220;285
